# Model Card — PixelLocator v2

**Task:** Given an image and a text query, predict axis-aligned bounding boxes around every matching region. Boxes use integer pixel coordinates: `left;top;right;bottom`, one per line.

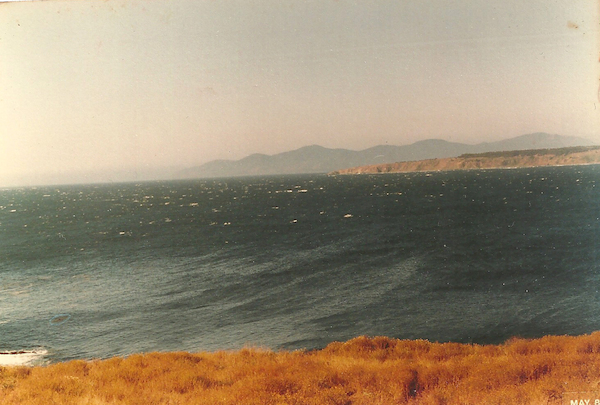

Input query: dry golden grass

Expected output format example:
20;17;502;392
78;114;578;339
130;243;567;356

3;333;600;404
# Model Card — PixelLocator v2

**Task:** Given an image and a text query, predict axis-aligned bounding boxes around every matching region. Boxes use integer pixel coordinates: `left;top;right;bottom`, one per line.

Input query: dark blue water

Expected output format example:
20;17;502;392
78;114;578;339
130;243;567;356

1;166;600;364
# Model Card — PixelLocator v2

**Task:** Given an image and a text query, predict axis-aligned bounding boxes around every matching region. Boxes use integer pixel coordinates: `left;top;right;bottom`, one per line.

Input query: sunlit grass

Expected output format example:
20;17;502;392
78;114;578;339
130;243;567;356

2;332;600;404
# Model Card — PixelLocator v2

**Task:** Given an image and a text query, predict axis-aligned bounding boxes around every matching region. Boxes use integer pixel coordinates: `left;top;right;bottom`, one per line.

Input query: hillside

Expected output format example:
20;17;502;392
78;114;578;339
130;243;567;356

3;333;600;404
330;145;600;175
177;133;594;178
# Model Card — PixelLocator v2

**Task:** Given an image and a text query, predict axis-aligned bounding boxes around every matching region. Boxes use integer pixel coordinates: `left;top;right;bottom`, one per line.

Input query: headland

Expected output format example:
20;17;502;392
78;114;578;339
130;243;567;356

330;145;600;175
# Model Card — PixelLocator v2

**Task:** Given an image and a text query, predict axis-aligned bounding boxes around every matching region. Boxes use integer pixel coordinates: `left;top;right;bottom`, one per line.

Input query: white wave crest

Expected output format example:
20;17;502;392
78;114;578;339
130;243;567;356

0;349;48;366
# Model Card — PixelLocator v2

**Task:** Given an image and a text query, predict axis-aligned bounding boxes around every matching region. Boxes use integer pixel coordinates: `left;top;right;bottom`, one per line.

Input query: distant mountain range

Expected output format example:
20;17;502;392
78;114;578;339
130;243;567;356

177;133;596;179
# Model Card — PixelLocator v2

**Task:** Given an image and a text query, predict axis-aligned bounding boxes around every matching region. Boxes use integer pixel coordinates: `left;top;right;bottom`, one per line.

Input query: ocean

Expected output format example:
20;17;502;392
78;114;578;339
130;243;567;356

1;166;600;365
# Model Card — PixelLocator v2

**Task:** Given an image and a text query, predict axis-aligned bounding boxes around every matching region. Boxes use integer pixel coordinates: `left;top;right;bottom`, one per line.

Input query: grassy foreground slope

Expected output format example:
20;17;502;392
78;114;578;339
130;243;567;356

3;333;600;404
330;145;600;175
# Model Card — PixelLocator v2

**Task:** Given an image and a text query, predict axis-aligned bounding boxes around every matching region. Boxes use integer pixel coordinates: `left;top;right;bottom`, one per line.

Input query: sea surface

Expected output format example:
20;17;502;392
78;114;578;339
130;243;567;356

1;166;600;365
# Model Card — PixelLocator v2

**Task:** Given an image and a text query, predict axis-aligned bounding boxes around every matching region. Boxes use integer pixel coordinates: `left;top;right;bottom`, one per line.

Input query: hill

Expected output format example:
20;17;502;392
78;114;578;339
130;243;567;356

177;133;594;178
3;333;600;404
330;145;600;175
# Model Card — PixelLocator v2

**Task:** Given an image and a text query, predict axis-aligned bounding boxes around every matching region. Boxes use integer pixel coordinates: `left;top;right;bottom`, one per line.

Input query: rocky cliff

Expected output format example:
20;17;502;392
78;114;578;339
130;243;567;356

330;146;600;175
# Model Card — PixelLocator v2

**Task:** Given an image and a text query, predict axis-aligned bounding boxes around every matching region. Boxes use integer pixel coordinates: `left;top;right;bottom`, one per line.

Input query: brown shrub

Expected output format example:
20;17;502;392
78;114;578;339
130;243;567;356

3;332;600;404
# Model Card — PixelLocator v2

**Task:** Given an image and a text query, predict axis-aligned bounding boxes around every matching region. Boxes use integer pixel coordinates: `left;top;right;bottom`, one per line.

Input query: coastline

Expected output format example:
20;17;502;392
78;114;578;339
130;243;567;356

2;332;600;404
329;146;600;175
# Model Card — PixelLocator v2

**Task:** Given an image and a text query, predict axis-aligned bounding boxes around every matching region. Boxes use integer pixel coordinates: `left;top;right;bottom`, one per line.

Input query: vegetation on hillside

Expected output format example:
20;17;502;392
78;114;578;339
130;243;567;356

331;145;600;175
2;332;600;404
458;145;600;159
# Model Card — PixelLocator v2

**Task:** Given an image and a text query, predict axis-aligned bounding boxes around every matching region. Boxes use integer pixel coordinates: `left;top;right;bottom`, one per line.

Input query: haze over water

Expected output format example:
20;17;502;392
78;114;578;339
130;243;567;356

1;0;598;187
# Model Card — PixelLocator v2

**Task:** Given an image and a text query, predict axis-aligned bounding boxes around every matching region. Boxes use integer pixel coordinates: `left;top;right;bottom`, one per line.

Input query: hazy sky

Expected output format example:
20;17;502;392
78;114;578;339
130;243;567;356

1;0;598;186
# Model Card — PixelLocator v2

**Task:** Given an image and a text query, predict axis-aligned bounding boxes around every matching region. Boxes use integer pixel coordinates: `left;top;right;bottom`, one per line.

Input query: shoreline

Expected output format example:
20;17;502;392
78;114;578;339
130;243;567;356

331;161;600;176
2;332;600;404
329;146;600;175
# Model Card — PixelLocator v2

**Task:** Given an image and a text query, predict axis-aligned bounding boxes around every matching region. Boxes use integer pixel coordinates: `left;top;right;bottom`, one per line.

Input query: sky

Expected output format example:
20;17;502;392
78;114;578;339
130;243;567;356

0;0;599;186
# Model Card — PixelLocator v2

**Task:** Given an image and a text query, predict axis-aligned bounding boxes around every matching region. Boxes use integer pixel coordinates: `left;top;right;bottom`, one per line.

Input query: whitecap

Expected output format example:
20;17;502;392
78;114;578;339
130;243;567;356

0;349;48;366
